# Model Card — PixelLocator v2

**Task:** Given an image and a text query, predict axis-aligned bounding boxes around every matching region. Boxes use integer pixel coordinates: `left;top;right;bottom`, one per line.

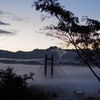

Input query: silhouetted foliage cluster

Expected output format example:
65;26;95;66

84;97;97;100
83;96;100;100
0;67;50;100
33;0;100;81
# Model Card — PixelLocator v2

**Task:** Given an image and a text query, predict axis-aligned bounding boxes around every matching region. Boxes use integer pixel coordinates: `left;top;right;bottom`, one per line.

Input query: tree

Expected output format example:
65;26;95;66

32;0;100;81
0;67;50;100
0;67;35;100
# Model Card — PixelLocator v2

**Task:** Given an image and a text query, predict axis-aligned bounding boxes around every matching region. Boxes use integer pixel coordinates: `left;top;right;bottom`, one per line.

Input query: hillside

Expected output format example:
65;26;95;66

0;46;77;60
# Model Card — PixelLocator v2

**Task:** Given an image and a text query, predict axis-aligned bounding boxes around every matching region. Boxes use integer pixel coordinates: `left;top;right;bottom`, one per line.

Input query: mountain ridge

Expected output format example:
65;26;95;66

0;46;77;60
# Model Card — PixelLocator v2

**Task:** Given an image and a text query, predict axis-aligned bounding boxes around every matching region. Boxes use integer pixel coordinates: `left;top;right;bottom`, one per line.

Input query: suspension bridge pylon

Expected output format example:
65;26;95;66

44;55;54;77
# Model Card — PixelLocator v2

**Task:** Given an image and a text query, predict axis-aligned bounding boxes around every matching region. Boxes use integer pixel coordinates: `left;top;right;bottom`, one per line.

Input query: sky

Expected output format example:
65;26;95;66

0;0;100;52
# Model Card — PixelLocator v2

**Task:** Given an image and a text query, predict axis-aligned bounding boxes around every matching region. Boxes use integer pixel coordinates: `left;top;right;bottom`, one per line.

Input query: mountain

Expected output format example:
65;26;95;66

0;46;77;61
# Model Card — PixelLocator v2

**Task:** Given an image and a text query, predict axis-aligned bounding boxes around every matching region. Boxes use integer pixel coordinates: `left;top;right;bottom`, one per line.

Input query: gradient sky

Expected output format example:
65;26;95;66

0;0;100;52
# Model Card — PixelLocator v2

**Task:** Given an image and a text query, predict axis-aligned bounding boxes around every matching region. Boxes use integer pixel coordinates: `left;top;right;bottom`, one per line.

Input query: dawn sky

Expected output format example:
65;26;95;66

0;0;100;52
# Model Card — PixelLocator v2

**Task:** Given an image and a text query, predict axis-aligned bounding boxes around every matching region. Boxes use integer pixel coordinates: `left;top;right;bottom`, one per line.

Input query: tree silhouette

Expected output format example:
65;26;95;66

0;67;50;100
32;0;100;81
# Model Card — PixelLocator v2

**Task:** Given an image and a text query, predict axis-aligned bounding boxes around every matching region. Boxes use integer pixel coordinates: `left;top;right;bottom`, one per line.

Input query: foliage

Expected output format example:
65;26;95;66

84;97;97;100
0;67;50;100
32;0;100;81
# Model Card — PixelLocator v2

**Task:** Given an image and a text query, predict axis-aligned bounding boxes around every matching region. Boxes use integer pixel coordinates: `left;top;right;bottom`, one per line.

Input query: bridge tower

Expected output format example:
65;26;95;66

44;55;54;77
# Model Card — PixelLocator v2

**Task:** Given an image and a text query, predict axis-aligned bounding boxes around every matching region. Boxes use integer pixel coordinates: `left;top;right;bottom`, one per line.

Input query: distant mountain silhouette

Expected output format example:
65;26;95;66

0;46;77;61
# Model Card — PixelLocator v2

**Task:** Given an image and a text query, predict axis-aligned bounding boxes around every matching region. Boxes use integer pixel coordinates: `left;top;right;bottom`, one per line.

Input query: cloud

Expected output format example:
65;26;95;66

0;10;4;15
0;20;10;25
12;16;28;21
0;10;28;22
0;10;13;15
0;29;14;35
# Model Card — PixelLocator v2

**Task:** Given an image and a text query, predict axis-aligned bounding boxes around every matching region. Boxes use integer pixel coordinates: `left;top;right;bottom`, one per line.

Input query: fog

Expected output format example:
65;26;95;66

0;63;100;94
